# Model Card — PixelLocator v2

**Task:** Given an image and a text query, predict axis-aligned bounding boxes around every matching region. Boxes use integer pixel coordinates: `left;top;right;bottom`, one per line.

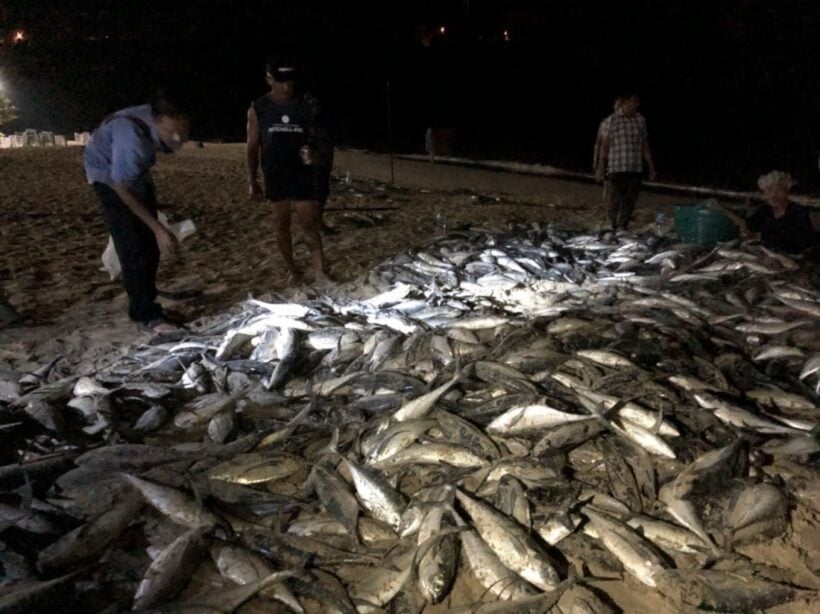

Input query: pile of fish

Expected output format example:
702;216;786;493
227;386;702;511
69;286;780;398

2;224;819;613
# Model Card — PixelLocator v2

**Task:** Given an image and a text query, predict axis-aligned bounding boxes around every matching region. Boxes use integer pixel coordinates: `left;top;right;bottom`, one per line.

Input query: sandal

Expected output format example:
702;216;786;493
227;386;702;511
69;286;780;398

157;289;203;301
138;317;188;335
313;272;335;285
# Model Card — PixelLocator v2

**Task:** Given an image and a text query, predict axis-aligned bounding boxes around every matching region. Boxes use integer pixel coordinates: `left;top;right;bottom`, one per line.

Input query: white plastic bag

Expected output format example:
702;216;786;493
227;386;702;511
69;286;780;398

100;211;196;280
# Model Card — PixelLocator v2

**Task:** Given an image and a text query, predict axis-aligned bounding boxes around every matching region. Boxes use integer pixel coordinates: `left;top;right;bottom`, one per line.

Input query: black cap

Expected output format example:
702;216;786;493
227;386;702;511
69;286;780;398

268;66;300;82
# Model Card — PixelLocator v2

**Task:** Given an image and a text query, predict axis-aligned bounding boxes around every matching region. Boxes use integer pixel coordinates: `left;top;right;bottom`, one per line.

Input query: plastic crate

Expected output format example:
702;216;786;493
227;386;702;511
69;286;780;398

674;202;740;246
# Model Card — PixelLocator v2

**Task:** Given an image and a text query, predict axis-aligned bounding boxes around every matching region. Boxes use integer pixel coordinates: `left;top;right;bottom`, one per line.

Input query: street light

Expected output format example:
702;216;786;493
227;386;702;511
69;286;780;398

13;30;25;43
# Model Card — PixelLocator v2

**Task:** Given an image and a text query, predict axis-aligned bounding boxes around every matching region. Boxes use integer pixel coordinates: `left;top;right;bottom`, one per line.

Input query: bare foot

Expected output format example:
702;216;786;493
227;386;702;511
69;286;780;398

313;270;334;284
285;272;304;287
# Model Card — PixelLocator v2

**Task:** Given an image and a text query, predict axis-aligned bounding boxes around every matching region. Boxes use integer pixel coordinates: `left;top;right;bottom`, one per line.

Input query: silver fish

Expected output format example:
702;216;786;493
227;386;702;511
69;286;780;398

455;489;561;591
583;507;669;587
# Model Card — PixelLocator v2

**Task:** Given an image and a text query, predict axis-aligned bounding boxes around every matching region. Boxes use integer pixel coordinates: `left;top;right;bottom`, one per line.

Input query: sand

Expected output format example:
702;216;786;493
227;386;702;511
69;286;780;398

1;144;817;612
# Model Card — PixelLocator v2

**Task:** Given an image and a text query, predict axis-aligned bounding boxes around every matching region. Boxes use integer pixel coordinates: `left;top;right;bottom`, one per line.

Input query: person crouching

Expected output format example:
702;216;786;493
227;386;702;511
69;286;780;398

84;95;190;333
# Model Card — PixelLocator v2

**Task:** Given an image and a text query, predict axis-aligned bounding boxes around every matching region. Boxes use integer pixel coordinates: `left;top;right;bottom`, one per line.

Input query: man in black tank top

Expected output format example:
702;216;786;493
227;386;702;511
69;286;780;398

247;59;329;285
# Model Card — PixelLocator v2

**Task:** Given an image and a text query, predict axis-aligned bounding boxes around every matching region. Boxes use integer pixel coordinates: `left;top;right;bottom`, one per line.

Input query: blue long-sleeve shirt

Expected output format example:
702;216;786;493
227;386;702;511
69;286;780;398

84;104;163;199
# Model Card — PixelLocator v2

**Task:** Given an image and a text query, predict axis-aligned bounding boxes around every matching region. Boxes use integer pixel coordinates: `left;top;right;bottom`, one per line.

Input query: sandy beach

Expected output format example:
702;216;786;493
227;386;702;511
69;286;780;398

1;145;817;613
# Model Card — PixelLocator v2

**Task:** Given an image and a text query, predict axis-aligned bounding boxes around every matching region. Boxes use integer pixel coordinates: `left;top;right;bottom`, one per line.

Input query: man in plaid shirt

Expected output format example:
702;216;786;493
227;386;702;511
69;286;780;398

595;93;656;230
593;96;623;216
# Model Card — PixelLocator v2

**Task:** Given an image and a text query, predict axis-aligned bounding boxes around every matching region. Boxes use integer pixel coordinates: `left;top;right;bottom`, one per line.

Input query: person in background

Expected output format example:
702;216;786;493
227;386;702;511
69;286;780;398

247;58;330;285
425;127;436;163
425;126;454;163
716;171;819;255
83;95;190;333
595;92;657;230
593;96;624;220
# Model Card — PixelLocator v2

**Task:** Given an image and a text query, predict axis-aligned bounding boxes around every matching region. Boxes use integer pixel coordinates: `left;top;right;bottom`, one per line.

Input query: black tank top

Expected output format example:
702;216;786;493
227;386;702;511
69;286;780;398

252;94;314;173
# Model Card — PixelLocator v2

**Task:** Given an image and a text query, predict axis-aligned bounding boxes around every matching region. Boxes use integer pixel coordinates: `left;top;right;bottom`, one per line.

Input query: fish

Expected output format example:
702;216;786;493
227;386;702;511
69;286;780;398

416;506;460;604
264;327;299;390
339;455;406;530
658;485;719;553
37;489;144;569
372;442;487;471
799;352;820;380
207;410;235;443
669;568;809;611
5;224;820;613
434;409;500;460
309;463;361;536
174;570;303;612
453;509;537;601
18;356;63;389
211;545;302;611
726;482;788;542
746;386;816;411
487;403;593;435
583;507;670;587
132;526;208;610
576;349;636;369
255;396;314;448
455;489;561;591
207;453;304;485
625;514;714;554
123;474;218;529
174;389;245;429
363;419;437;462
391;365;463;422
753;345;805;362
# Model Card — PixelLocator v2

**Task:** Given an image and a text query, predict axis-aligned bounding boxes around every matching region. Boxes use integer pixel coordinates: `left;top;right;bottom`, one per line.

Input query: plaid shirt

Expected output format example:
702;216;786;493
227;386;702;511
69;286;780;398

594;112;616;169
603;112;648;174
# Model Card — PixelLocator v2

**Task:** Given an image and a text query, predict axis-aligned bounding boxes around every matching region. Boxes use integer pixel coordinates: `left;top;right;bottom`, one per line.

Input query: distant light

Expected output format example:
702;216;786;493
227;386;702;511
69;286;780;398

503;30;511;42
13;30;25;43
439;26;446;34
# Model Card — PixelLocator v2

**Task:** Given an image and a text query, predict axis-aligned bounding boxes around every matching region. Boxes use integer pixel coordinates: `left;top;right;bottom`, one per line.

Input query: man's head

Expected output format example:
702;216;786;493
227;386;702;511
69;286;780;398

619;93;640;117
613;96;625;112
151;95;190;152
758;170;793;206
266;58;300;99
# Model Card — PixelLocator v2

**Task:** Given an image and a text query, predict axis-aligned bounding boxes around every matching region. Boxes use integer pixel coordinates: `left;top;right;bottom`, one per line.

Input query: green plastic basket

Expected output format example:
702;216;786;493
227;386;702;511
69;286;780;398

674;202;739;246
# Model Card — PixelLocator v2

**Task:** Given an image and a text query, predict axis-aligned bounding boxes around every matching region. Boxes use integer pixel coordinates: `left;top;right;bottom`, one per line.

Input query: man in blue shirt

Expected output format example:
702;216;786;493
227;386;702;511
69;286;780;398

84;97;190;331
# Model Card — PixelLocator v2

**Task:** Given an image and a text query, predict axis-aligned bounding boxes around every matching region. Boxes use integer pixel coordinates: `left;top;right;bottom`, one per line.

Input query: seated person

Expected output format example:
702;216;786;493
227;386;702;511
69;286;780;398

716;171;818;255
747;171;818;254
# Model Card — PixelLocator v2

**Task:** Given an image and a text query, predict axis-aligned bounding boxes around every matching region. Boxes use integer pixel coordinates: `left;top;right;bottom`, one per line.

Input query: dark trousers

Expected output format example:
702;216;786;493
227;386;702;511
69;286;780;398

314;147;335;212
607;172;643;230
93;182;163;322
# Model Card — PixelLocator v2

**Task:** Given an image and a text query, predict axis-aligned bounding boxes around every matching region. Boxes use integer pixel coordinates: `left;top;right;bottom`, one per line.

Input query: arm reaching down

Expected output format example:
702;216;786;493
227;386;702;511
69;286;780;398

112;183;179;254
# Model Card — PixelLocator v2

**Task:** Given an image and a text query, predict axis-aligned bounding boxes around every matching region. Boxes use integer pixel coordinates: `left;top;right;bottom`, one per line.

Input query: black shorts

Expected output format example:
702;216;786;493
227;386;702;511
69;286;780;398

263;168;315;201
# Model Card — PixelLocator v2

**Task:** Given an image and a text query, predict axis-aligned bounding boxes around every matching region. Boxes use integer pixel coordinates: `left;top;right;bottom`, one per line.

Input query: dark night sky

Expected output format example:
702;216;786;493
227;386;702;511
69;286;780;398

1;0;818;190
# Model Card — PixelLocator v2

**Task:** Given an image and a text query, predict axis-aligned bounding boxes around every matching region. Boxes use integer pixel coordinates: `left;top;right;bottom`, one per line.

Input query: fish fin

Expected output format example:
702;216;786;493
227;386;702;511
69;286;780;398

327;427;340;456
585;401;616;432
650;407;665;436
479;575;519;602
